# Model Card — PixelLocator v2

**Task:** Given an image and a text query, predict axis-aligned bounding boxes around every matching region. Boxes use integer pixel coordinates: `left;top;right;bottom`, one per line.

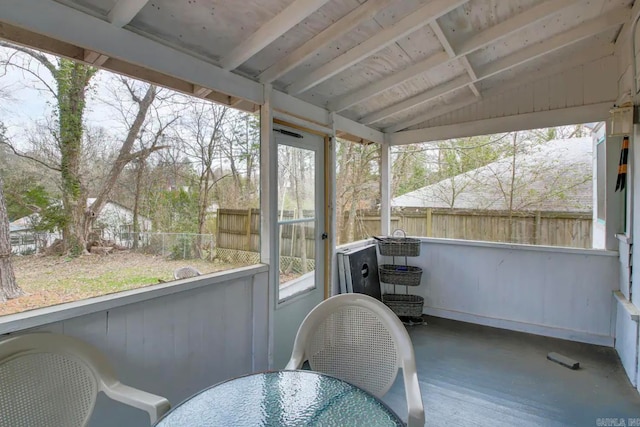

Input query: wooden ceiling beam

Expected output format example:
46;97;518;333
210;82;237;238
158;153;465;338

286;0;466;94
107;0;149;27
362;74;471;124
258;0;393;83
221;0;330;71
83;49;109;66
328;0;581;113
385;42;615;133
430;20;481;98
363;7;627;125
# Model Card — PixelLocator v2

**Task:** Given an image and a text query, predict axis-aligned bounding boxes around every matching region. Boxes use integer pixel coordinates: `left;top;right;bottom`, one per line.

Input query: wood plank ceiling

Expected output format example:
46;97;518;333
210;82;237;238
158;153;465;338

51;0;631;134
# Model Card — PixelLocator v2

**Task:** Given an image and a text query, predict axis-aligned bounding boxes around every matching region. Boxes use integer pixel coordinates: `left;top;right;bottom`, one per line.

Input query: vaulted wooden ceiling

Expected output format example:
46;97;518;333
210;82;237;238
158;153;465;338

0;0;632;143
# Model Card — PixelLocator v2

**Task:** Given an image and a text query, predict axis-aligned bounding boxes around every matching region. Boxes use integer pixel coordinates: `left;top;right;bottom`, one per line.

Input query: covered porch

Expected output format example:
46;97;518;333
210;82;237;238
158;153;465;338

1;0;640;425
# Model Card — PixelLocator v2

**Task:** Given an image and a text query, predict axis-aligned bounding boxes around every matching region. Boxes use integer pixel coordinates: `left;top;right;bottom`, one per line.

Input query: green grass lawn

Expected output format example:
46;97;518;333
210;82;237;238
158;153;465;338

2;252;239;315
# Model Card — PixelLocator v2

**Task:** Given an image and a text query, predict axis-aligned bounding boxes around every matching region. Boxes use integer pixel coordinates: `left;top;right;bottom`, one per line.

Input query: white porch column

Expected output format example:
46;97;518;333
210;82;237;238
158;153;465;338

259;84;276;368
380;135;391;236
328;114;338;296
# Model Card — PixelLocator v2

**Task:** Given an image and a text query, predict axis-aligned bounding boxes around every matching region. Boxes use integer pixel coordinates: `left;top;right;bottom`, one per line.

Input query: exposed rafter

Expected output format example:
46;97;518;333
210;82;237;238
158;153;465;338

221;0;330;71
362;74;471;124
386;97;478;134
83;49;109;66
385;42;615;133
390;102;612;145
286;0;466;95
460;57;480;98
328;0;580;113
361;7;628;125
258;0;392;83
455;0;578;56
327;51;449;112
107;0;149;27
429;20;481;98
476;7;627;80
193;85;213;98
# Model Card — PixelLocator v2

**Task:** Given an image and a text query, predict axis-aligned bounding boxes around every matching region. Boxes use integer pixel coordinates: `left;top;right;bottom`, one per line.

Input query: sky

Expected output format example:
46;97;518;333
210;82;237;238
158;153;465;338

0;46;127;149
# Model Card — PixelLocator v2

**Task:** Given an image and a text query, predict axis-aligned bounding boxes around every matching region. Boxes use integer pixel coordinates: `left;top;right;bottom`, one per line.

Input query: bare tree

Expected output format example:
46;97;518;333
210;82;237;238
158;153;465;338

176;100;229;240
0;175;22;302
221;111;260;206
335;140;379;243
0;44;164;254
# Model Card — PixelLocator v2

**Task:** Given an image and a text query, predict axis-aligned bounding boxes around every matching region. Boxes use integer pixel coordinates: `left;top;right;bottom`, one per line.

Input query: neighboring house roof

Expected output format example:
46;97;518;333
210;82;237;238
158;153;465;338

9;214;39;232
87;198;152;229
392;138;593;212
10;223;27;232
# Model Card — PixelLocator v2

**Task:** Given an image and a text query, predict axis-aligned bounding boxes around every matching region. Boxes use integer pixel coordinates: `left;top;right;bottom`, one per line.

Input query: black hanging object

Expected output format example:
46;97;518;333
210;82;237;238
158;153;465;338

615;136;629;192
274;128;303;138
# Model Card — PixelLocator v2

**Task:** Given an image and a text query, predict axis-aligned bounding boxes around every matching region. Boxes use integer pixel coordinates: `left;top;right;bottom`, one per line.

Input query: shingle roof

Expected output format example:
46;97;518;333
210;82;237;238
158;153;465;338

392;138;593;212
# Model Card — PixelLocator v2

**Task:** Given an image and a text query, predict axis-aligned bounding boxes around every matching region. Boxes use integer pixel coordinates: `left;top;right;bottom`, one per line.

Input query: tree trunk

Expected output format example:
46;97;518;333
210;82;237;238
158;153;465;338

86;84;157;244
131;157;147;249
196;169;212;258
294;151;308;274
57;61;95;255
0;176;22;302
508;133;518;242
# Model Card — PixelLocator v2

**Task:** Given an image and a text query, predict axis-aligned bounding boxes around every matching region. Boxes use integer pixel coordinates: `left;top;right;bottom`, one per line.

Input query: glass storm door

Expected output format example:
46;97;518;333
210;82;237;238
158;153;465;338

272;126;325;368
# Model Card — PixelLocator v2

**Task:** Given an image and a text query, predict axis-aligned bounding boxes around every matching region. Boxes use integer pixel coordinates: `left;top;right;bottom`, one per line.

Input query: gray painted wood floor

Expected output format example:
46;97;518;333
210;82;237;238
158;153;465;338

382;317;640;427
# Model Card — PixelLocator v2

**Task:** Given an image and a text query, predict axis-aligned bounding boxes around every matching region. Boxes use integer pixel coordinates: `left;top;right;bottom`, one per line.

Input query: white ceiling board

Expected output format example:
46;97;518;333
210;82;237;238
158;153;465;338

390;25;443;64
285;0;465;94
437;0;542;48
467;1;623;69
401;44;616;132
301;25;447;103
220;0;332;70
274;17;383;86
305;44;415;99
129;0;293;64
344;59;465;118
370;0;443;63
13;0;630;136
376;86;471;129
477;32;616;93
239;0;363;76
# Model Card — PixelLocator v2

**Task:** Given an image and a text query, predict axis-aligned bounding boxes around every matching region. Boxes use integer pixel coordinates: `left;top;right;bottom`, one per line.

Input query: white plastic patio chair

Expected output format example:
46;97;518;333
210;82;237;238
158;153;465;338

173;266;202;280
0;333;171;427
285;293;425;427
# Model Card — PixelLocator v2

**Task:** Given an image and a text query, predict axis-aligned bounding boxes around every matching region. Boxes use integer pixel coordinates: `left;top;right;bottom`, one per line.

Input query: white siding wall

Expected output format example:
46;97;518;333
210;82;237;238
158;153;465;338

615;298;639;387
423;56;617;129
613;8;640;392
0;267;269;427
379;239;618;346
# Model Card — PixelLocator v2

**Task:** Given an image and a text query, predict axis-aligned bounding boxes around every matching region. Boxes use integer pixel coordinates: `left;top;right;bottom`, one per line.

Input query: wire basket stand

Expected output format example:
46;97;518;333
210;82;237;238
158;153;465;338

375;229;425;325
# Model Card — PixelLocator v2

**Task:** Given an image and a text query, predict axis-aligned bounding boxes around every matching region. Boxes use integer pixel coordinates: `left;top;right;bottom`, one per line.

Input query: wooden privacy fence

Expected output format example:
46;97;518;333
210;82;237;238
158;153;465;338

217;208;593;253
216;208;316;269
349;209;592;248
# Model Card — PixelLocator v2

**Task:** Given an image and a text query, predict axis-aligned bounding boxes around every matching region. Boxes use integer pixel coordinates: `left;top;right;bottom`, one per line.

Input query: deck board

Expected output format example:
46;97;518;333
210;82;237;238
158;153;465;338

382;317;640;426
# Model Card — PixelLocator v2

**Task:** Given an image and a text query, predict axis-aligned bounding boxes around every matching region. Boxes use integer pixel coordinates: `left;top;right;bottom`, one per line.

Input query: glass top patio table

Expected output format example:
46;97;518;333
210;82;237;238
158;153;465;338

154;370;404;426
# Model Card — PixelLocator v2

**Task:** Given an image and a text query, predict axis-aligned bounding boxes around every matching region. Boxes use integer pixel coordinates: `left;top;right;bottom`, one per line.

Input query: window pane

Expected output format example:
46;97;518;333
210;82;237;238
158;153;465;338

276;143;317;300
277;145;315;218
0;42;261;316
278;221;316;299
596;141;606;221
390;127;595;249
335;139;380;244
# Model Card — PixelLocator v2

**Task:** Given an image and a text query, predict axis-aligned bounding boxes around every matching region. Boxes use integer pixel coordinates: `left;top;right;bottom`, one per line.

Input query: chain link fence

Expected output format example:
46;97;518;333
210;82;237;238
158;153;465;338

100;231;216;261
